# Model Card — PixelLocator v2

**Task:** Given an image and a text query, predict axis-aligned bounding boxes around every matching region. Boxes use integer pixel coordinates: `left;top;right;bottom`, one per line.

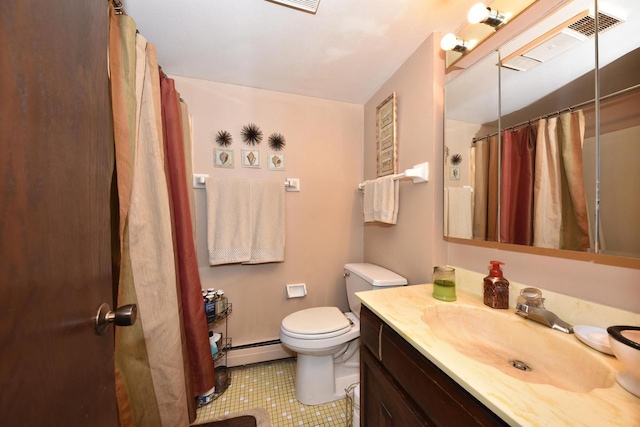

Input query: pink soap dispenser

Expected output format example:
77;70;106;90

483;261;509;309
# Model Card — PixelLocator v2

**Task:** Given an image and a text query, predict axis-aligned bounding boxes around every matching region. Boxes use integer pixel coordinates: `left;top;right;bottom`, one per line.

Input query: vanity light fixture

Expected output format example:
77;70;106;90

467;3;508;28
440;33;472;52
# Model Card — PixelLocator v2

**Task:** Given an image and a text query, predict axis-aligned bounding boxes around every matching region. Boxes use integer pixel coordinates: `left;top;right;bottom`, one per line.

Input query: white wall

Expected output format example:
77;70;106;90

173;76;364;347
362;33;446;284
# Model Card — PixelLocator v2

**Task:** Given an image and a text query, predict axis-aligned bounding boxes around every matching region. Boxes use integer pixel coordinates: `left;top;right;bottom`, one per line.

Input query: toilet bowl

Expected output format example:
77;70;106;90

280;263;407;405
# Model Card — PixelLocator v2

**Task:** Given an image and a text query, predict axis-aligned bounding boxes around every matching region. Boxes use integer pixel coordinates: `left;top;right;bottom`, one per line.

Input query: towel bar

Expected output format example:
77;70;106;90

357;162;429;190
192;174;300;191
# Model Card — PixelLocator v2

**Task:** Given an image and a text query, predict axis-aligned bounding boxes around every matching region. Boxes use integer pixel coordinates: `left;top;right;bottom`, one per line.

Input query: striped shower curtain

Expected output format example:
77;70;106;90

109;4;214;426
473;111;589;250
532;110;590;250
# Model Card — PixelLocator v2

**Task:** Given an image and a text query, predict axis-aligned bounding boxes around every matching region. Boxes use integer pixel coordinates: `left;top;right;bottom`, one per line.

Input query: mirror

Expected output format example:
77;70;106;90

444;0;640;259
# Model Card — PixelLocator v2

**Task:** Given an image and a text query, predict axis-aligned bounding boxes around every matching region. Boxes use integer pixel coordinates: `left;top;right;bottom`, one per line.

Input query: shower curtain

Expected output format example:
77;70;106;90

109;4;214;426
558;110;590;251
533;117;562;248
532;111;590;250
473;136;500;241
500;125;536;245
473;110;588;250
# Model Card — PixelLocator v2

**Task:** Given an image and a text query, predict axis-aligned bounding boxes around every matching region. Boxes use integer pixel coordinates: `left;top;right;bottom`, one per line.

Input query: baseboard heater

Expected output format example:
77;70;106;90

231;339;282;351
226;339;291;367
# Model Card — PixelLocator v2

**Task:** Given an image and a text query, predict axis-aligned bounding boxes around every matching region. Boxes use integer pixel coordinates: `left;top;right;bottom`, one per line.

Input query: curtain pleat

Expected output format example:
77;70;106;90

160;74;216;399
533;117;562;248
128;33;190;426
148;46;197;423
558;110;590;251
473;139;490;240
514;125;536;245
180;101;197;244
109;6;161;426
500;127;536;245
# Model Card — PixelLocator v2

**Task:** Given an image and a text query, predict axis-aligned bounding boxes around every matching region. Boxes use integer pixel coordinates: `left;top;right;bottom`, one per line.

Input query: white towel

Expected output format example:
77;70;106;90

363;175;399;224
206;178;285;265
206;177;252;265
446;186;473;239
243;179;285;264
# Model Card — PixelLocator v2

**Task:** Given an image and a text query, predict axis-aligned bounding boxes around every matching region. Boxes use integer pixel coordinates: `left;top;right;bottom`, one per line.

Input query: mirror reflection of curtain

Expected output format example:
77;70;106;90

500;126;536;245
472;139;489;240
533;117;562;248
473;136;499;241
558;110;590;251
533;110;590;251
472;111;589;251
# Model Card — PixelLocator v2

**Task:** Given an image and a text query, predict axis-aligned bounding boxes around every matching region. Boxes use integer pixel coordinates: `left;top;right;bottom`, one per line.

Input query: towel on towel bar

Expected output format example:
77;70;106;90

206;177;285;265
445;187;473;239
363;176;399;224
207;177;252;265
243;179;285;264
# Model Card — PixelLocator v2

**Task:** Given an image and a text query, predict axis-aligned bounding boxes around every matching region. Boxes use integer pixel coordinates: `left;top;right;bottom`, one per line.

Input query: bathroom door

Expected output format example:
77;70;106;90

0;0;118;425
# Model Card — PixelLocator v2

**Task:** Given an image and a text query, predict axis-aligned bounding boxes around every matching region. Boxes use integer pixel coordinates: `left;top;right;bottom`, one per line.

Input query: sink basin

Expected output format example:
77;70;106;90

422;304;615;392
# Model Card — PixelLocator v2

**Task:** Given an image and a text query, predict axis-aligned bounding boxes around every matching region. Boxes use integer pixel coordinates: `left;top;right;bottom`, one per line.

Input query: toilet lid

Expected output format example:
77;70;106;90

282;307;351;337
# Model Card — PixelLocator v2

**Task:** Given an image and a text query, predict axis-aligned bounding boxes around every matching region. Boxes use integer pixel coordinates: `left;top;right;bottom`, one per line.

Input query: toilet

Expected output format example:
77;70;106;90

280;263;407;405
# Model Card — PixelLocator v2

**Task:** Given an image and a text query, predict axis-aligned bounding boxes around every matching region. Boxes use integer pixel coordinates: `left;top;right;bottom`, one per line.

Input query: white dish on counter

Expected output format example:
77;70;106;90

574;325;614;356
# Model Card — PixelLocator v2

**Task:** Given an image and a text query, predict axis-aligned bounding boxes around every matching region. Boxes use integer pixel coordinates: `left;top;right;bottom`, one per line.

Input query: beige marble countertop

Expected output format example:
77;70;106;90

356;280;640;426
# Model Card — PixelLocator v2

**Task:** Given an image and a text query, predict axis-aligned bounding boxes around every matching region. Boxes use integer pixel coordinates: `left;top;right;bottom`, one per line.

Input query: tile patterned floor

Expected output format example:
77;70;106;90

194;358;354;427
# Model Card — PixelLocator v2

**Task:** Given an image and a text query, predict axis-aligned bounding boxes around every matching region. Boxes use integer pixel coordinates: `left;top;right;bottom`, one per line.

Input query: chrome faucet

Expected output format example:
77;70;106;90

515;287;574;334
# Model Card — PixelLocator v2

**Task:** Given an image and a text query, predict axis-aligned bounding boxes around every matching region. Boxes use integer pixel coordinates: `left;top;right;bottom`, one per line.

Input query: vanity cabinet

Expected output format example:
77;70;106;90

360;305;507;427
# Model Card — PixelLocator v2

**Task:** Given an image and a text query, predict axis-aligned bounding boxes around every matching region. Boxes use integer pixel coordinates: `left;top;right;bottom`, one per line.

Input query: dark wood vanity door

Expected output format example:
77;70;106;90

360;306;508;427
361;345;433;426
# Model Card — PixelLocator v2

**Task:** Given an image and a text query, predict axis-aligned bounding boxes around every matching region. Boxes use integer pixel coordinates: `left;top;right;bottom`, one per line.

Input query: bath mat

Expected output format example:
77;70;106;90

193;407;271;427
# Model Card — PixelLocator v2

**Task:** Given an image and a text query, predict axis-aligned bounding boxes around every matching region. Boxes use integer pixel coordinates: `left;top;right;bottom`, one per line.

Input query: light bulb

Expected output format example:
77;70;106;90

440;33;459;51
468;3;490;24
440;33;469;53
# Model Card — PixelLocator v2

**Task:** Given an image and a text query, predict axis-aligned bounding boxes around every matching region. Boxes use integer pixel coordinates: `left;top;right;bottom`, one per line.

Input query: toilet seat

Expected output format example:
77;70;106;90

281;307;351;339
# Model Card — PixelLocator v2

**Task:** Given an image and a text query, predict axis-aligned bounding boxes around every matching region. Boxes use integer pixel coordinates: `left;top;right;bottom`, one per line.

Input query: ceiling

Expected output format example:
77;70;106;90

120;0;480;104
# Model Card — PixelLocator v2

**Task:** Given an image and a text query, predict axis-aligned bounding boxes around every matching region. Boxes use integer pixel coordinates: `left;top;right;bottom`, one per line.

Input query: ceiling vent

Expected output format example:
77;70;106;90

567;11;623;38
267;0;321;14
502;9;626;72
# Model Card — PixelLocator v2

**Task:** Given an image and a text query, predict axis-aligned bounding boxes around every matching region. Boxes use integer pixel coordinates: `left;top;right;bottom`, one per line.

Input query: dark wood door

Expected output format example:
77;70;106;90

0;1;118;425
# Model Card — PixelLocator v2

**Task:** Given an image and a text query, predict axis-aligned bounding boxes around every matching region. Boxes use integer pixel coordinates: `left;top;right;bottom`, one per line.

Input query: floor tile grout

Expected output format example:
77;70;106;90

193;358;354;427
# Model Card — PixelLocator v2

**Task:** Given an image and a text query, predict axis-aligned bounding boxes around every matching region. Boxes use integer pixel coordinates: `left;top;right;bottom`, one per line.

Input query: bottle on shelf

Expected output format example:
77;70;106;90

204;288;217;323
215;289;226;317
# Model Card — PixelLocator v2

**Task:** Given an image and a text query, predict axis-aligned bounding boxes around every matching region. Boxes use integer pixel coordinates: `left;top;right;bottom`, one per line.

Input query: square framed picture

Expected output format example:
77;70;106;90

267;153;285;171
449;167;460;180
214;149;234;168
241;149;261;168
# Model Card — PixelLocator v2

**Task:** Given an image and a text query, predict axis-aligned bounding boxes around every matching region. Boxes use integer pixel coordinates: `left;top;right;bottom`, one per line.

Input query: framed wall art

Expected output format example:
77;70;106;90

376;92;398;177
241;149;261;168
267;153;285;171
214;148;234;168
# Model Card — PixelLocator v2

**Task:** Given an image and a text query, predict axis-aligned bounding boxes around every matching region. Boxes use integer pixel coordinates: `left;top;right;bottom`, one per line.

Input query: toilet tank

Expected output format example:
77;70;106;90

344;263;407;317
